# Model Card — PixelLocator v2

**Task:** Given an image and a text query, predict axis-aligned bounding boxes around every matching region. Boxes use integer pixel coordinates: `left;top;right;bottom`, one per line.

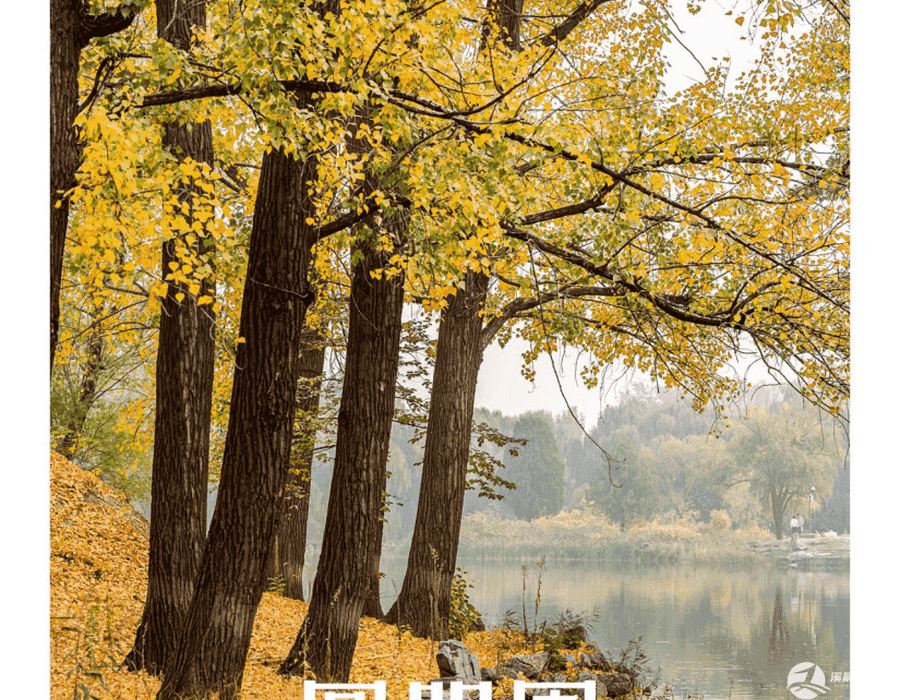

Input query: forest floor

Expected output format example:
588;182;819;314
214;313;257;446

49;452;641;700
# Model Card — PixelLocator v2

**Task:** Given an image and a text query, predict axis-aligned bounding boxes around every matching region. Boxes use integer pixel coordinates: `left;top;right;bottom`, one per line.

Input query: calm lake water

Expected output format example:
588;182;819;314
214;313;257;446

377;557;850;700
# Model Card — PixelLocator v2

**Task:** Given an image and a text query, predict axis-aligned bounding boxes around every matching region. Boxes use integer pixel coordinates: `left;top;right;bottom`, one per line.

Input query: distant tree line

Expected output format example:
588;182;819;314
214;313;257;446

460;385;847;539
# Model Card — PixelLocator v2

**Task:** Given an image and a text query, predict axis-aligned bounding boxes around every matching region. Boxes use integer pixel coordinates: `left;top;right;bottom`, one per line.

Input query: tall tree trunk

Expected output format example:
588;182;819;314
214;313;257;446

383;270;489;639
279;229;406;682
480;0;525;50
124;0;216;675
384;0;610;636
349;106;401;622
50;0;81;375
383;0;526;637
155;142;318;700
50;0;136;373
268;330;327;601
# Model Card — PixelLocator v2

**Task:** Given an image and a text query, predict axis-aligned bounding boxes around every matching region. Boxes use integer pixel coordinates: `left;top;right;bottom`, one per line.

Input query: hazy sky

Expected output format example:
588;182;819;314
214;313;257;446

475;337;619;429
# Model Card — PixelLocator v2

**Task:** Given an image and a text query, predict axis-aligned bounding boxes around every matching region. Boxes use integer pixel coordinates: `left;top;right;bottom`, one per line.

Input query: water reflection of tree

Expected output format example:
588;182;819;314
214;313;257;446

768;587;792;665
733;586;805;685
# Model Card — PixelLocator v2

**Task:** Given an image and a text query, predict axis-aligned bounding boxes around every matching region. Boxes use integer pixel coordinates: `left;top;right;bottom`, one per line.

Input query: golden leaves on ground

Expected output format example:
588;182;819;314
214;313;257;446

49;452;538;699
50;451;152;700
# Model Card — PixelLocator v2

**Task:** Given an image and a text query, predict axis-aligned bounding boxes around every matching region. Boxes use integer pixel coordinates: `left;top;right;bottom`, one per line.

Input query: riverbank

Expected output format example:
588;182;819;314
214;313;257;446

747;532;850;570
458;509;780;565
456;510;851;568
50;453;847;699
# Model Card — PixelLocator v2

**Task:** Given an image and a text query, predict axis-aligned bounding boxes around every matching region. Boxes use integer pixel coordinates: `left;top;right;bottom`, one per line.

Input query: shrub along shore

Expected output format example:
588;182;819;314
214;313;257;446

456;509;778;565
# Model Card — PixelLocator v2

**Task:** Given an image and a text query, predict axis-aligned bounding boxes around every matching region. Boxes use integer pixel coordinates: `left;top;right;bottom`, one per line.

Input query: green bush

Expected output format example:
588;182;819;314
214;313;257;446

449;568;482;640
51;367;152;504
540;610;591;671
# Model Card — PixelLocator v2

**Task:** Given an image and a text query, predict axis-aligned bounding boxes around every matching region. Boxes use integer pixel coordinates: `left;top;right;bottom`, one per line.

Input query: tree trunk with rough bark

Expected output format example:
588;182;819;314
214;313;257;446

50;0;81;375
382;270;489;639
279;231;406;682
383;0;531;638
360;515;386;619
267;330;327;601
155;144;318;700
124;0;216;675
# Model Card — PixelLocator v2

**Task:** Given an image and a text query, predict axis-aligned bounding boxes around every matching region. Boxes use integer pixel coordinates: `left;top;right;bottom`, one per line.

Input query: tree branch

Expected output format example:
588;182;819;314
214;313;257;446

76;6;139;48
535;0;617;47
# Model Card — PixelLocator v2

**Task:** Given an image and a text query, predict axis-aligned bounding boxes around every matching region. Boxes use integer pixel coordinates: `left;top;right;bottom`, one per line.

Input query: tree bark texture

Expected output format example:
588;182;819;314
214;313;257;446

360;508;386;620
155;144;318;700
481;0;525;51
349;106;400;622
383;270;489;639
124;0;217;675
279;234;406;682
50;0;81;375
267;330;327;601
50;0;135;372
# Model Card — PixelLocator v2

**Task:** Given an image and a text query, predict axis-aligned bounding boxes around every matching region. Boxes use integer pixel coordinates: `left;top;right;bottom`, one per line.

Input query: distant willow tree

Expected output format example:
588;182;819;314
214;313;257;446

502;412;566;522
728;402;840;539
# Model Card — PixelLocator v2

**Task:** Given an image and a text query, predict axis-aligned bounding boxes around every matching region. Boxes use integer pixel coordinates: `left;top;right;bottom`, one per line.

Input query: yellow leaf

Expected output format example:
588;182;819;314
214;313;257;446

473;132;491;148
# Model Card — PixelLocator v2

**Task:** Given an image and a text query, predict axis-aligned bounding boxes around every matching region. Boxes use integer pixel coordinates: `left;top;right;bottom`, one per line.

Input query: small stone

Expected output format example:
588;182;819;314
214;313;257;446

601;672;635;697
502;657;539;679
436;640;481;684
499;664;525;680
481;667;502;683
520;652;551;674
503;652;549;679
579;651;614;673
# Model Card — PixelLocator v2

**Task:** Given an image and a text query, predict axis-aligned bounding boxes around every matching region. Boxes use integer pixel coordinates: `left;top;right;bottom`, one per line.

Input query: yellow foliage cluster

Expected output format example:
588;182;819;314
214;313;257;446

57;0;849;488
